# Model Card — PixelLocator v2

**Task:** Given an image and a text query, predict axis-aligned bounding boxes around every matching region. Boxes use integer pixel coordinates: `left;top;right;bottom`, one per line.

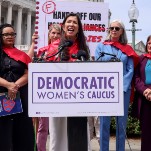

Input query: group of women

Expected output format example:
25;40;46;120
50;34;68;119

0;12;150;151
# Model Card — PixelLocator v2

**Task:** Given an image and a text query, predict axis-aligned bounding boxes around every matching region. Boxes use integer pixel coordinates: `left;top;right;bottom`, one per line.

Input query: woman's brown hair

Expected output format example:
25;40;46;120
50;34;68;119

145;35;151;53
59;13;90;61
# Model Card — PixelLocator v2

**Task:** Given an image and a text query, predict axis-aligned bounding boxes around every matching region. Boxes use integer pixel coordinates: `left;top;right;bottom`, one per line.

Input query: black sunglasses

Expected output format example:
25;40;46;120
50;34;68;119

109;27;121;31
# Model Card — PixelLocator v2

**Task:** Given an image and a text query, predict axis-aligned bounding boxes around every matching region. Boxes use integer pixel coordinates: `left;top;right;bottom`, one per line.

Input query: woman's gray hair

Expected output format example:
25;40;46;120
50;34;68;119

106;19;128;44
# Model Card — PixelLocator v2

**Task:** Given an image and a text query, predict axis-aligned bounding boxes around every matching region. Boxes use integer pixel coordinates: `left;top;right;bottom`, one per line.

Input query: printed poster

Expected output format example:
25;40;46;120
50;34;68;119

28;62;124;117
35;0;109;56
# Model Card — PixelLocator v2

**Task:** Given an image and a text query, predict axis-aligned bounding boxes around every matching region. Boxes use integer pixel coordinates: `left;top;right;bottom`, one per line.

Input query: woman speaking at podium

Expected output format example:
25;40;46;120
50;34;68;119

29;13;90;151
95;19;138;151
49;13;90;151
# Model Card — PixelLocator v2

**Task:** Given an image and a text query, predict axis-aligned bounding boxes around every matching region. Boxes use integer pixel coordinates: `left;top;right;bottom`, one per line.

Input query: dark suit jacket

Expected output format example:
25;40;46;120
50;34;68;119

133;55;151;118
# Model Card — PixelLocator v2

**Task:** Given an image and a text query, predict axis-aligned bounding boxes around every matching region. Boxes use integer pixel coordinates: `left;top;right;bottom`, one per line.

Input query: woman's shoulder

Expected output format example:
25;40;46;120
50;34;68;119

39;45;49;51
95;42;105;51
96;42;104;47
139;54;146;61
136;54;148;66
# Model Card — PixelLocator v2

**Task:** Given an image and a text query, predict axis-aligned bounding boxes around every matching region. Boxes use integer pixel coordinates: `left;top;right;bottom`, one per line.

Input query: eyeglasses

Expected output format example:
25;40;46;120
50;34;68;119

2;33;17;38
109;27;122;31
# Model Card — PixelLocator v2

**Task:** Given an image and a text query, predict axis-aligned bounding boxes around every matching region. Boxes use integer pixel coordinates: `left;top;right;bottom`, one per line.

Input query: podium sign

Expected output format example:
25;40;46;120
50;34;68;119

28;62;123;117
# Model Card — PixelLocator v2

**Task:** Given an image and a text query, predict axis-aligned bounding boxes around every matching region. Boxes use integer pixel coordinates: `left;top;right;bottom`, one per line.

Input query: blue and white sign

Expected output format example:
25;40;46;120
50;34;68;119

28;62;123;117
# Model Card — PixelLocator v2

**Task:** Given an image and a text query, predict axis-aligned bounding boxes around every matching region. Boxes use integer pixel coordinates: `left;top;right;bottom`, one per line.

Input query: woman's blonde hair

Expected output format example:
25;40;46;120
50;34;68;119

48;24;61;44
106;19;128;45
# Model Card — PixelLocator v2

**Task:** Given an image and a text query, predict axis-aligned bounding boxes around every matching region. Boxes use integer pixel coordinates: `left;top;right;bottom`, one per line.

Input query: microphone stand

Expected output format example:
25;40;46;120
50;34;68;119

59;51;64;61
97;52;121;62
46;40;73;61
46;45;68;61
32;51;46;63
33;48;63;62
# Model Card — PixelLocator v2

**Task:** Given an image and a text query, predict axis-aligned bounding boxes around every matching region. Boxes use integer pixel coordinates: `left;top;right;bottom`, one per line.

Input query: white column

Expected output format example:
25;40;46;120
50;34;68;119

7;2;13;24
0;0;3;25
16;6;23;45
27;9;32;46
89;0;104;1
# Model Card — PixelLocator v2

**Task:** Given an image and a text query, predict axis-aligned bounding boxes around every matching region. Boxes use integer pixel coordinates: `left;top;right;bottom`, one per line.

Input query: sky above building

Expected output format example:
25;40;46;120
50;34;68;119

104;0;151;44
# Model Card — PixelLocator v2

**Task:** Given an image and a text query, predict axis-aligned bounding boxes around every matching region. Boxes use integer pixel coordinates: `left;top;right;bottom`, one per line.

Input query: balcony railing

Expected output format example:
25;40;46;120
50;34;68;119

15;45;29;52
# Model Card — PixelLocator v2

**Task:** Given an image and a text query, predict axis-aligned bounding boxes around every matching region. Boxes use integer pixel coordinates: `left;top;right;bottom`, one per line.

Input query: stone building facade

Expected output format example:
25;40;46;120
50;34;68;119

0;0;36;51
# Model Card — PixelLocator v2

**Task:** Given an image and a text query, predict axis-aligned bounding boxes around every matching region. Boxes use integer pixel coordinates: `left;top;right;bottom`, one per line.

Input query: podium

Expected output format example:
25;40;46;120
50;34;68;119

28;61;123;151
28;61;123;117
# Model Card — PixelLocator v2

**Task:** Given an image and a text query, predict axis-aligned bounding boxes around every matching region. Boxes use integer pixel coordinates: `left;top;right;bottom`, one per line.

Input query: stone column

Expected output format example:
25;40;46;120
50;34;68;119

16;6;23;45
0;0;3;25
7;2;13;24
89;0;104;1
26;9;32;46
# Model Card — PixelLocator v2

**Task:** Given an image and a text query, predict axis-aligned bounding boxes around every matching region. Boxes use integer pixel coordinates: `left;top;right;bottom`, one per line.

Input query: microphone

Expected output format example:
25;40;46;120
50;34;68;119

77;50;87;61
58;40;73;61
59;40;73;51
46;40;73;60
71;54;77;59
40;51;45;58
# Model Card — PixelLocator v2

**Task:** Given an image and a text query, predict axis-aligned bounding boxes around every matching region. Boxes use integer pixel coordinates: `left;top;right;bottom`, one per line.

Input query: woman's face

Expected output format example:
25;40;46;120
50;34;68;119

2;27;16;47
109;22;123;42
49;27;61;43
62;16;79;41
147;38;151;54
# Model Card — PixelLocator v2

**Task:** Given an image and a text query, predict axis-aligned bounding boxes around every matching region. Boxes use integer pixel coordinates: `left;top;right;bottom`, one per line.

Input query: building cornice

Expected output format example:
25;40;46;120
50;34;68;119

3;0;36;12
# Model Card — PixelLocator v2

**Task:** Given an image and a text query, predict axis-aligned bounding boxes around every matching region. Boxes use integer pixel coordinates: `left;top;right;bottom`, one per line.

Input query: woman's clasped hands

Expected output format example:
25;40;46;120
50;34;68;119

7;82;20;100
143;88;151;101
